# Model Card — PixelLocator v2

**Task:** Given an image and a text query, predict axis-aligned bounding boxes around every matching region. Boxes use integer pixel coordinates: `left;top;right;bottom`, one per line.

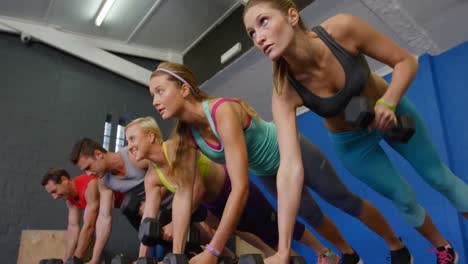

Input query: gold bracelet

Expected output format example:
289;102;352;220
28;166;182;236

376;98;396;112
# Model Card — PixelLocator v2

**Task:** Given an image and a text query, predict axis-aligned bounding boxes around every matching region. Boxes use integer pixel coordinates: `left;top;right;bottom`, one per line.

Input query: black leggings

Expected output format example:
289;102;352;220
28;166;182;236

257;135;363;228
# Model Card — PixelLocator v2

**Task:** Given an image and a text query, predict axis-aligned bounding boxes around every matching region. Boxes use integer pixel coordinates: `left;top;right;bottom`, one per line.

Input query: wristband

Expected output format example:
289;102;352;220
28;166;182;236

205;244;221;257
376;98;396;112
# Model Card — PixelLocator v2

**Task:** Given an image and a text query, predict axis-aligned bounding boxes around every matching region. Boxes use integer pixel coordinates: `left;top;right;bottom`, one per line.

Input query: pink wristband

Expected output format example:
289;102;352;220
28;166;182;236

205;244;221;257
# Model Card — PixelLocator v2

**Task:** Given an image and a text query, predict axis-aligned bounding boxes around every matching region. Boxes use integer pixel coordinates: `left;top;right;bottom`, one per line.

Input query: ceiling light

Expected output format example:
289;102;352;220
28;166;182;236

221;42;242;64
95;0;116;27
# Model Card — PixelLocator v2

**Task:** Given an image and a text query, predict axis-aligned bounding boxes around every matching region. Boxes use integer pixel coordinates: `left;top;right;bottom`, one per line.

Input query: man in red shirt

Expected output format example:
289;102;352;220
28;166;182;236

42;167;125;263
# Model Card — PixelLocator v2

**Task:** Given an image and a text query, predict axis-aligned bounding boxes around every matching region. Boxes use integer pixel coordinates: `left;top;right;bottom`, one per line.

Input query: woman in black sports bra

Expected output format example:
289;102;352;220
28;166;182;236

243;1;467;264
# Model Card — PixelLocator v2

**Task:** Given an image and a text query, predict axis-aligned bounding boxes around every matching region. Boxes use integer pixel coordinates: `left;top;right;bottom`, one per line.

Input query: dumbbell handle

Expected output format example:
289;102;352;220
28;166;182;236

345;96;415;142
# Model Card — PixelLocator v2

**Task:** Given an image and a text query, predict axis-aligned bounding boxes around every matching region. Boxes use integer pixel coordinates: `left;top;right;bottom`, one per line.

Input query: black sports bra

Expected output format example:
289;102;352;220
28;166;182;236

287;26;371;118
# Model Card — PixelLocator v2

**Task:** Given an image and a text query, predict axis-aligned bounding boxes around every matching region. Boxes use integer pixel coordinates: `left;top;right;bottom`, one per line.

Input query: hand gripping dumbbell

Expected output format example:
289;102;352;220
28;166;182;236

139;207;203;247
139;218;201;249
239;254;306;264
39;259;63;264
345;96;415;143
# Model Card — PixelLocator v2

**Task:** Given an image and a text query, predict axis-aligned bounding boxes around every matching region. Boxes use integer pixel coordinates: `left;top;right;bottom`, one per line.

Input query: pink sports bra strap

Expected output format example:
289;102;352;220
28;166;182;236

211;98;252;131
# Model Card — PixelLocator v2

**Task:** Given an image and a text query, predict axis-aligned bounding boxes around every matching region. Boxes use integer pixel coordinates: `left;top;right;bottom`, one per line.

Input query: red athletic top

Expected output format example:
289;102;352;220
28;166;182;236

68;174;126;209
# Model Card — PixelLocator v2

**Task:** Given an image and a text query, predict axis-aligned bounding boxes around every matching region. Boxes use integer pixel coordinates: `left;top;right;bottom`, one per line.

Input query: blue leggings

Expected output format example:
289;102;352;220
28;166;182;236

329;97;468;227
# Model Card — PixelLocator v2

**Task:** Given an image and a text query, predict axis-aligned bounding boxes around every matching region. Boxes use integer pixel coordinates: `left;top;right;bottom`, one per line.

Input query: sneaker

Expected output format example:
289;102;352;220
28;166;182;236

317;248;340;264
432;244;459;264
390;246;413;264
341;250;363;264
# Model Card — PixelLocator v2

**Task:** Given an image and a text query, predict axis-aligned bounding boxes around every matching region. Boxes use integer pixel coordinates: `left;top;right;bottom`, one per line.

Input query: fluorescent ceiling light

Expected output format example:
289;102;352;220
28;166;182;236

95;0;116;27
221;42;242;64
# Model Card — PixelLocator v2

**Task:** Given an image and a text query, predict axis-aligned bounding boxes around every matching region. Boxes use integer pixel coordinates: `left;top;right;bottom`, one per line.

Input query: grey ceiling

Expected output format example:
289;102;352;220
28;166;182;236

0;0;467;96
0;0;241;54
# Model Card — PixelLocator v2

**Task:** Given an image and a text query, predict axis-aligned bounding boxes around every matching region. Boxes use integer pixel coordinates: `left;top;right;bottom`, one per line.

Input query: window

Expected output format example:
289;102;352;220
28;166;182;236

103;114;112;151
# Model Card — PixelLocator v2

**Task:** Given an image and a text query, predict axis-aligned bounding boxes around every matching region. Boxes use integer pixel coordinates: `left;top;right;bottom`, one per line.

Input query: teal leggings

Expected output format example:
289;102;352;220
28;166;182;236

329;97;468;227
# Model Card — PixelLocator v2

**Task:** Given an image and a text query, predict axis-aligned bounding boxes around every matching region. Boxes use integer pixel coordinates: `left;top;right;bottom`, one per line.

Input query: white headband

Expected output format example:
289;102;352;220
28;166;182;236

155;68;195;93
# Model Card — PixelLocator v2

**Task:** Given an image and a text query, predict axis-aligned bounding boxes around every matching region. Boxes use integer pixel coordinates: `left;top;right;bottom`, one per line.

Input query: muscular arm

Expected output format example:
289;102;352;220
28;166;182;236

206;103;250;254
65;202;81;260
88;180;113;264
74;179;99;258
166;139;206;211
334;14;418;105
171;146;198;254
139;165;164;257
272;87;304;258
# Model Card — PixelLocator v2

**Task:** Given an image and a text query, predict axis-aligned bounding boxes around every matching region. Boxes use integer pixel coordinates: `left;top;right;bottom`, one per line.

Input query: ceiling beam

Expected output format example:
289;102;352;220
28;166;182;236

126;0;164;43
0;16;184;64
0;16;152;86
75;32;183;63
182;1;243;55
43;0;55;23
359;0;440;55
0;15;182;63
0;22;17;33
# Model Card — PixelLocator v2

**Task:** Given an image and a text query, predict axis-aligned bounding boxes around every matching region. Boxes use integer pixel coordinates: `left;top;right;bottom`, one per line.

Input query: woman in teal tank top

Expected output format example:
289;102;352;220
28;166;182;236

125;116;342;262
146;62;410;264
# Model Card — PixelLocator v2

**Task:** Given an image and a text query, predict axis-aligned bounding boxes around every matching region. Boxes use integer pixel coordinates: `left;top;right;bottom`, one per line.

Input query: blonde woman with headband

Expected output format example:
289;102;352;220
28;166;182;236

243;0;468;263
125;116;342;264
146;61;409;264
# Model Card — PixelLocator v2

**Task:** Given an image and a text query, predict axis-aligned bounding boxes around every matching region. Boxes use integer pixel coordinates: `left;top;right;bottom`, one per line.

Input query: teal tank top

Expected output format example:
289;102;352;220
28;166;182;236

190;98;279;176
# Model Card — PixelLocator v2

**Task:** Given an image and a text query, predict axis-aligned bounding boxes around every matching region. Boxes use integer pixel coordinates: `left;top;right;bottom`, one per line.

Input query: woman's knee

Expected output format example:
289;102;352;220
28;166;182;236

297;197;324;228
329;194;364;217
390;191;426;226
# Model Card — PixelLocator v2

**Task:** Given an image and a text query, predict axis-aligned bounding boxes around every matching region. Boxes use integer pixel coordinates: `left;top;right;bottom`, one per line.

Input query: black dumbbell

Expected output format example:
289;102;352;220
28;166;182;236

65;256;83;264
345;96;415;142
239;254;306;264
139;217;201;247
386;115;415;142
121;192;140;215
139;217;163;246
39;259;63;264
136;256;158;264
163;253;189;264
111;255;132;264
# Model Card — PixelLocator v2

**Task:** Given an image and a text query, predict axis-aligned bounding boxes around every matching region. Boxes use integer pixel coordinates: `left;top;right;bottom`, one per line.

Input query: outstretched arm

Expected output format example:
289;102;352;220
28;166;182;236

87;180;113;264
139;165;164;257
329;14;418;130
350;14;417;103
189;103;250;264
64;202;81;261
171;146;198;254
74;179;99;259
271;86;304;261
